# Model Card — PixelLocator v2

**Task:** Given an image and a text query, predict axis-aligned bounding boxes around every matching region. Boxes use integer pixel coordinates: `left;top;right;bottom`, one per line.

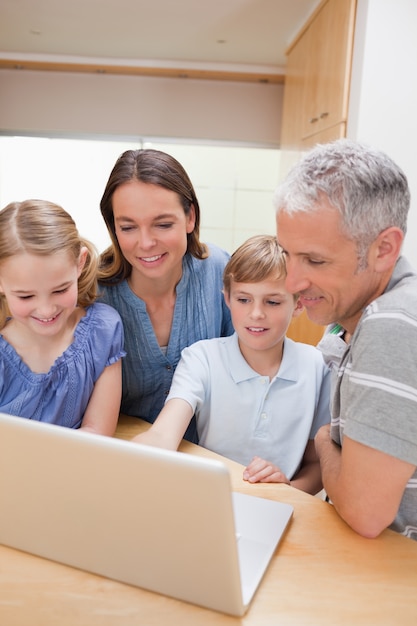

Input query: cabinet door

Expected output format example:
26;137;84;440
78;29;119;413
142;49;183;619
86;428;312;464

302;0;356;139
280;26;310;149
301;121;346;150
286;310;325;346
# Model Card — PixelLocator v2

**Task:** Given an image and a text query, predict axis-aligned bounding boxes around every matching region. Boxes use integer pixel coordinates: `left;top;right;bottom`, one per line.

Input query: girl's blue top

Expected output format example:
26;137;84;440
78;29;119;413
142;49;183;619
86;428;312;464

0;302;125;428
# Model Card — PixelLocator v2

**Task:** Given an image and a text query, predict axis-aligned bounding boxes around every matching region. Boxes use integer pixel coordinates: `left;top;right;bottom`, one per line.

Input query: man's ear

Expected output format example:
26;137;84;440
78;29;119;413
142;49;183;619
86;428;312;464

292;297;304;319
372;227;404;273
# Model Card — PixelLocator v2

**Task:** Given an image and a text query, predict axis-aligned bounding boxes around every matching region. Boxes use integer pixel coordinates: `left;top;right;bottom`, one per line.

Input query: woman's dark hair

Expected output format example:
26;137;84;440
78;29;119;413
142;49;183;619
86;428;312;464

98;149;208;283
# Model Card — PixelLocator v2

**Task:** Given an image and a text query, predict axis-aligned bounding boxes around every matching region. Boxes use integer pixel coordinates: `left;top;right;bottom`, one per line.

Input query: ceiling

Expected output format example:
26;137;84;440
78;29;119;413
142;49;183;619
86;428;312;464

0;0;321;83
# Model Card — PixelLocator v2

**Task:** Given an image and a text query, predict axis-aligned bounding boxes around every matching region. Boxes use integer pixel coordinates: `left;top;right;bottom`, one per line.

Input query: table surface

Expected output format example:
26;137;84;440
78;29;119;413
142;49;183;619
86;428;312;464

1;414;417;626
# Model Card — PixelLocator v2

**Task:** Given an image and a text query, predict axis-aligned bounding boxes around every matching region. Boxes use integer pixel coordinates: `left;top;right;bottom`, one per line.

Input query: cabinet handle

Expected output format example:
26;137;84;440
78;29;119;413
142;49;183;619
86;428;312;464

320;112;329;119
309;117;319;124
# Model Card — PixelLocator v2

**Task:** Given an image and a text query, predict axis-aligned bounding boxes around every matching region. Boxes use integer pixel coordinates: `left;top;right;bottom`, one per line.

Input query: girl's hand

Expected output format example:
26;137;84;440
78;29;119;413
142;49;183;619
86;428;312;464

242;456;291;484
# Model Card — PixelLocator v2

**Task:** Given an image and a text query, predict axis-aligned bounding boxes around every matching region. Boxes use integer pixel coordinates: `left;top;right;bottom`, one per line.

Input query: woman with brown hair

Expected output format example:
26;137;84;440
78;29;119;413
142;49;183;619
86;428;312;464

98;149;233;441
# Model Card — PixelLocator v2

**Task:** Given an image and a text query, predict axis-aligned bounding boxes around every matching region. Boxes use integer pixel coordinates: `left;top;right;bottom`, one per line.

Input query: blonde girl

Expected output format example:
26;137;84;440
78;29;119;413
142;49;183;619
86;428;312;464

0;200;125;434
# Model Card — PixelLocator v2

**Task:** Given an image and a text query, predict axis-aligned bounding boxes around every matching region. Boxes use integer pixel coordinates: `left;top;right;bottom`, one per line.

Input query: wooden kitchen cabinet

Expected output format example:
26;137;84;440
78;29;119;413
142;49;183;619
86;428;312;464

281;0;357;149
279;0;357;345
301;121;346;149
280;24;310;150
286;309;324;346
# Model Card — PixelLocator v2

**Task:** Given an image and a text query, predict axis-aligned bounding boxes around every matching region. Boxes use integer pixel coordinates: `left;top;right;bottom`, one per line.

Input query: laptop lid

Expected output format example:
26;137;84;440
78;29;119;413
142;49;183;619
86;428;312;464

0;413;293;616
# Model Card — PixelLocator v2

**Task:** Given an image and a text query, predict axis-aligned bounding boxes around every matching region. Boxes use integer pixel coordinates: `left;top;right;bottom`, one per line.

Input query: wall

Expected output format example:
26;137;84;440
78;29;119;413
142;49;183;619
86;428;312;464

348;0;417;268
0;69;282;146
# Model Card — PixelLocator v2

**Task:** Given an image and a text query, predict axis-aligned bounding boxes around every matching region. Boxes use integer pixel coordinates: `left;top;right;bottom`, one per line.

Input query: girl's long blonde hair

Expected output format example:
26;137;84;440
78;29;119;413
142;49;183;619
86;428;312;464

0;200;98;329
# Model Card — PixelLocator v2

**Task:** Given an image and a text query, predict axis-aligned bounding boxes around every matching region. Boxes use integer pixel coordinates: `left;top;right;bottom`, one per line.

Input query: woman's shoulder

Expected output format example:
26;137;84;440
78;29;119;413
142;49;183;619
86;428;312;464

187;243;230;274
97;280;142;312
97;280;125;301
206;242;231;263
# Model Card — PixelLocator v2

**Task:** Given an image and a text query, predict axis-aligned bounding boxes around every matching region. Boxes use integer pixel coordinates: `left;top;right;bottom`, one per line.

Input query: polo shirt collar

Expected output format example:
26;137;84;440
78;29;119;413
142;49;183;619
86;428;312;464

227;333;298;384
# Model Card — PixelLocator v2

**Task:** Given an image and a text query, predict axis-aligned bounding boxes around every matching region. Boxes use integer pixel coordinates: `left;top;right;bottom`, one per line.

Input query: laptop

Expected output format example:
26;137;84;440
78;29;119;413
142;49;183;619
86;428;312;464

0;412;293;616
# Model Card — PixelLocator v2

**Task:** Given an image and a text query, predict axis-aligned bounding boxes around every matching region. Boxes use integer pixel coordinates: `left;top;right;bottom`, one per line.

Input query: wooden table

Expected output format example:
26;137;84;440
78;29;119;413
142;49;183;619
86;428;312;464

1;414;416;625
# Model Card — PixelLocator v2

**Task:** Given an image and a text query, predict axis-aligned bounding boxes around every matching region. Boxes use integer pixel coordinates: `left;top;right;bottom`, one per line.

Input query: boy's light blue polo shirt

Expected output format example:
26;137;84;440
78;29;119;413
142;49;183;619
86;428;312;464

167;332;331;477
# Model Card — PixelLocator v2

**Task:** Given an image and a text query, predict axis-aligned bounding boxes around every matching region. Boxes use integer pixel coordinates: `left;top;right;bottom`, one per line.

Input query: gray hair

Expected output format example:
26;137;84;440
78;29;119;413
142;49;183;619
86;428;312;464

274;139;410;264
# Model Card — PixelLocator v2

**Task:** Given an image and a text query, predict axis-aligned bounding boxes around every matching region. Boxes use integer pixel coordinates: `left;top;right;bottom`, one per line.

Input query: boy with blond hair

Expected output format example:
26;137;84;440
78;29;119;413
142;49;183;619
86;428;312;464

134;235;330;494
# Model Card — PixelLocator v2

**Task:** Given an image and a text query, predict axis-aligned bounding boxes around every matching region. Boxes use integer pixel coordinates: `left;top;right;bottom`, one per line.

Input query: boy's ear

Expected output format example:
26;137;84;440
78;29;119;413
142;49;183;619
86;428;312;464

292;297;304;319
223;289;231;309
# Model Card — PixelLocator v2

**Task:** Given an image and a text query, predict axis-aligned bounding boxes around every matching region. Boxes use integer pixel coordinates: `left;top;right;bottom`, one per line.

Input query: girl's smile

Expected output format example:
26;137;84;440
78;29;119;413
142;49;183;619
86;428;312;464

0;250;84;343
